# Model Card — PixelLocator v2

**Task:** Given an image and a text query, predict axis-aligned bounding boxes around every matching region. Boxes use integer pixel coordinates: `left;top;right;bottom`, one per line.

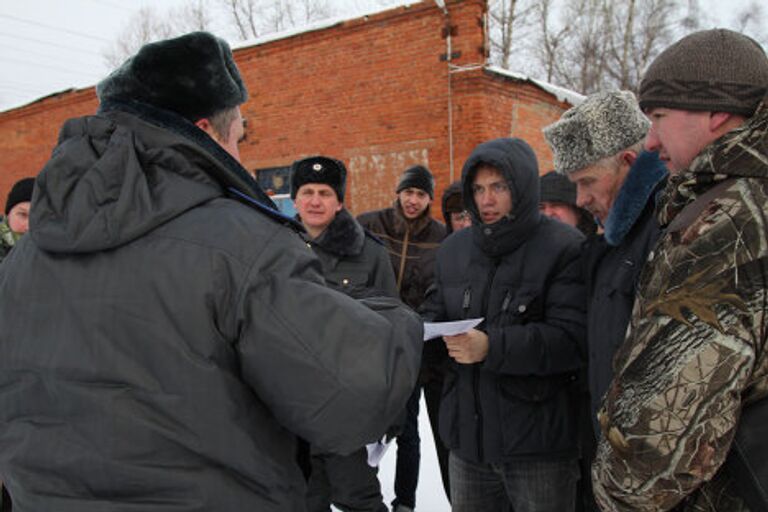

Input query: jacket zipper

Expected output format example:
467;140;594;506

396;226;410;292
474;261;499;462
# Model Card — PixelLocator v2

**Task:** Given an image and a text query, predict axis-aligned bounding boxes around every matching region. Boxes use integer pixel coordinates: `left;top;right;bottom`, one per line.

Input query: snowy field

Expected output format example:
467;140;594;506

334;395;451;511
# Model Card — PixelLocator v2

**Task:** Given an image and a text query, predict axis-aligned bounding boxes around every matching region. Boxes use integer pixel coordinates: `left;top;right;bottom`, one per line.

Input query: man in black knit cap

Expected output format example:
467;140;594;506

0;177;34;263
358;165;447;511
538;171;595;236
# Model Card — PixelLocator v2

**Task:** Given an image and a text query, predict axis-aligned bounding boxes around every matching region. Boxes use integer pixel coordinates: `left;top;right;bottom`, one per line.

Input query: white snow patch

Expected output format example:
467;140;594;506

485;65;585;107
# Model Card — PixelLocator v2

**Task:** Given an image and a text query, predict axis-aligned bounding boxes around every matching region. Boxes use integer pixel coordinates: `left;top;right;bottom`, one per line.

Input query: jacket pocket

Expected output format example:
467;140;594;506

497;289;543;327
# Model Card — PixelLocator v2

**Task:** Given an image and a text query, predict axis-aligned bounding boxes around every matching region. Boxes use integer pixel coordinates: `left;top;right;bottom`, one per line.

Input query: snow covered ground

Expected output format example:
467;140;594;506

334;395;451;511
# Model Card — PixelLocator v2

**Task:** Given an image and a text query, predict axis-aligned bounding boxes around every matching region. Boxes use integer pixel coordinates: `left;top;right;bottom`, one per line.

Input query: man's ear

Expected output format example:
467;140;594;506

709;112;734;132
195;118;215;138
621;149;638;169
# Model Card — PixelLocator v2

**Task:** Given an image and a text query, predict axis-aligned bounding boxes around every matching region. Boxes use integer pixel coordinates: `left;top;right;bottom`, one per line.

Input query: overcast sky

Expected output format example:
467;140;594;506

0;0;762;112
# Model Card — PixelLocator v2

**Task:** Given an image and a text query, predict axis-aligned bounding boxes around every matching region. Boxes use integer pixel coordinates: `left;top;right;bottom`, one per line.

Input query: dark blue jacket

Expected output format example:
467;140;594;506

423;138;586;463
583;151;667;437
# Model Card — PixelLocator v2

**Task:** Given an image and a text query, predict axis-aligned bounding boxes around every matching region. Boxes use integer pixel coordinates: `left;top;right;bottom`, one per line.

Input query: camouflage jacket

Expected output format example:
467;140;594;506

592;96;768;512
0;216;18;263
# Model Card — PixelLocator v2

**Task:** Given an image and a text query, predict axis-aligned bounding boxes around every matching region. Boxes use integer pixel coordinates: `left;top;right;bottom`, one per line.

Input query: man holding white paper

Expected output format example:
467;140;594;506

422;138;586;511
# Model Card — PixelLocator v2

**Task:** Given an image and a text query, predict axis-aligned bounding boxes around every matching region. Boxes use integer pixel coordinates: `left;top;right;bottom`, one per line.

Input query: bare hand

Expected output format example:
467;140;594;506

444;329;489;364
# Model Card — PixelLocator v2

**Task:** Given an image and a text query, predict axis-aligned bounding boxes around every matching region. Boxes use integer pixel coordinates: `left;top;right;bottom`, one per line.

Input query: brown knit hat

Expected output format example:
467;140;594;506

639;29;768;117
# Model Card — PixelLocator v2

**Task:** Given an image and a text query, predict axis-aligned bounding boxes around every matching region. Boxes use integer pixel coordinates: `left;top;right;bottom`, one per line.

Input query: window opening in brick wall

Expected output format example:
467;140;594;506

256;165;295;216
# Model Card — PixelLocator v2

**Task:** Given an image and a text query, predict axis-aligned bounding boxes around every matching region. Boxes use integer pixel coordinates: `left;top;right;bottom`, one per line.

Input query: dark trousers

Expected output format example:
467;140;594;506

392;365;451;509
449;452;579;512
306;448;387;512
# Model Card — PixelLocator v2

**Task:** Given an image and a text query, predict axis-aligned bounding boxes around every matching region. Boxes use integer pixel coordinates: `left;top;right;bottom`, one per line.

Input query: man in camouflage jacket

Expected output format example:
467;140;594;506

592;29;768;511
0;218;16;262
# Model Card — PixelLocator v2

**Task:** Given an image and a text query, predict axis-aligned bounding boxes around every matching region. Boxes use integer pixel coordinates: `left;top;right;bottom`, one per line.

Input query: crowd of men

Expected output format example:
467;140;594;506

0;24;766;512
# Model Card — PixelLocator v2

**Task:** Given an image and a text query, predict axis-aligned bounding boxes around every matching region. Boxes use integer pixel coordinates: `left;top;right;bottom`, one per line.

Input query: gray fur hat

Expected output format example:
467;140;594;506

97;32;248;121
543;91;649;175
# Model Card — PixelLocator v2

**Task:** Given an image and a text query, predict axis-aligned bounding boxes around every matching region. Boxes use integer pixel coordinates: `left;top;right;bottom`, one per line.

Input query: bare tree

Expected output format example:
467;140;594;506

170;0;216;33
514;0;695;94
103;7;174;68
487;0;536;69
222;0;261;39
220;0;331;39
530;0;572;82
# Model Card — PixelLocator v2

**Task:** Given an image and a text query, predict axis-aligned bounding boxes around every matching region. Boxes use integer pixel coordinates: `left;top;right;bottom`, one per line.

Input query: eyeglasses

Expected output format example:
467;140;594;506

450;210;471;221
472;182;510;196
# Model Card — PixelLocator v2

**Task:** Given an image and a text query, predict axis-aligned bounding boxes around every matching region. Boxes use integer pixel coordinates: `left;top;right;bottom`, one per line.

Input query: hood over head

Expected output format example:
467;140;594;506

461;138;541;256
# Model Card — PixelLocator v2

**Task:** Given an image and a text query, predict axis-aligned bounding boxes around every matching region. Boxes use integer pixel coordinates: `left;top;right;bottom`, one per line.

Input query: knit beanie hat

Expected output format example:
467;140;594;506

97;32;248;121
543;90;649;175
539;171;576;205
639;29;768;117
5;177;35;215
396;165;435;198
290;156;347;201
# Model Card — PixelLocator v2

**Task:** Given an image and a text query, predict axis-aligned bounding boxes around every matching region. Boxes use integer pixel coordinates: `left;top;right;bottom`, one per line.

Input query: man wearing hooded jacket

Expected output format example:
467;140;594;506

0;32;422;512
422;138;586;511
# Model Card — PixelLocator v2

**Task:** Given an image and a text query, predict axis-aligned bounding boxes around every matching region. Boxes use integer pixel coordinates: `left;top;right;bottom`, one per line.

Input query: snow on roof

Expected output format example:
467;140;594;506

485;65;584;107
231;1;420;51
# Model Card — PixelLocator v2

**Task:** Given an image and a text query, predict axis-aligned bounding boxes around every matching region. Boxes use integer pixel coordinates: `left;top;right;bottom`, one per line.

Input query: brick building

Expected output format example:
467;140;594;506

0;0;581;217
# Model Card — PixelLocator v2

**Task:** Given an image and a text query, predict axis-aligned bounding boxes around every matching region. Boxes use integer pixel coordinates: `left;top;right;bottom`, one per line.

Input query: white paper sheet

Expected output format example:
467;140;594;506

366;438;393;467
423;318;484;341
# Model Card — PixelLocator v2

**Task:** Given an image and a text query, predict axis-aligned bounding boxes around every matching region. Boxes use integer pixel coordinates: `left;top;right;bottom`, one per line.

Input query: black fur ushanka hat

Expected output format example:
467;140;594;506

290;156;347;202
96;32;248;121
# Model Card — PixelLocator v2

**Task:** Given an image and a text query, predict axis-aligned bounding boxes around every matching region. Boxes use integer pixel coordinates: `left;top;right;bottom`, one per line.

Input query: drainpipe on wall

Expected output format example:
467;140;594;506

435;0;455;182
437;1;488;182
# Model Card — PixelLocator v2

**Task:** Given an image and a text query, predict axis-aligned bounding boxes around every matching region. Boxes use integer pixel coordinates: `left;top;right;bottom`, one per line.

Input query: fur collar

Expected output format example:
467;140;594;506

603;151;667;246
311;208;365;257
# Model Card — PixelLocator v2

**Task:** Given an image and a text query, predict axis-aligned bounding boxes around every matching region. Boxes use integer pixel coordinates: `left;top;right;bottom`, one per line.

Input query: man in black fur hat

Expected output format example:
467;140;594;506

0;32;422;512
291;155;397;512
358;165;447;511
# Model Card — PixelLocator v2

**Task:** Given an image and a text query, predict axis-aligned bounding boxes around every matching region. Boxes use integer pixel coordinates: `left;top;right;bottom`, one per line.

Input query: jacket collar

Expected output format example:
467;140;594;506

307;208;365;257
658;94;768;226
603;151;667;246
391;199;435;238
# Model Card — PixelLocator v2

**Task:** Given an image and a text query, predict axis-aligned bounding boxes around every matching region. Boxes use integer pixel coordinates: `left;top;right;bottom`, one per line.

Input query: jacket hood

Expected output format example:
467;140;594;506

461;138;541;256
31;101;279;254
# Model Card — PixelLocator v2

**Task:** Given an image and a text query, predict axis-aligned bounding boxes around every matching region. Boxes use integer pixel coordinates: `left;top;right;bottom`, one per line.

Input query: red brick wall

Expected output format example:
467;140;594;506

0;0;572;220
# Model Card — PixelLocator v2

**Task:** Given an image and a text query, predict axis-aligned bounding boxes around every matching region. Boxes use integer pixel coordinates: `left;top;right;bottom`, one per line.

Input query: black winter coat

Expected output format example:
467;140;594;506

306;208;397;299
423;138;586;464
357;204;445;311
358;203;446;366
582;151;667;437
0;104;422;511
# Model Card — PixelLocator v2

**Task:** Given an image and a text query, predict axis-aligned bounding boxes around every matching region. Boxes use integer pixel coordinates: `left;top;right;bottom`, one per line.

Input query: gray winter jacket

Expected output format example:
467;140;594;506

0;104;422;511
